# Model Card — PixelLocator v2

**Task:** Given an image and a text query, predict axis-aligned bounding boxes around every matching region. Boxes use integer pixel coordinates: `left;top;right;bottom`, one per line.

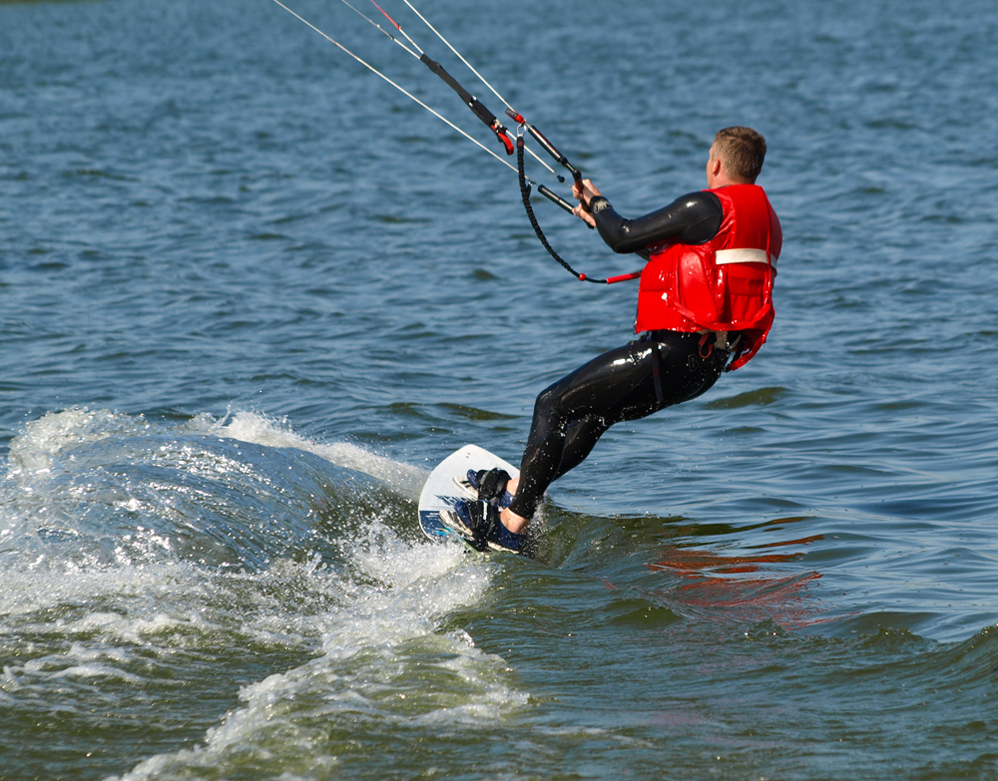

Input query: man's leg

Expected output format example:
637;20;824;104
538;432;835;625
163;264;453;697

504;332;730;528
506;339;663;521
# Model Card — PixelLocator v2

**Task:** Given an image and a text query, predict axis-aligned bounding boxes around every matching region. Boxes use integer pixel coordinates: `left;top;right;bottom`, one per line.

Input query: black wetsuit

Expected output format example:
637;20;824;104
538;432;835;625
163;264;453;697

507;190;737;520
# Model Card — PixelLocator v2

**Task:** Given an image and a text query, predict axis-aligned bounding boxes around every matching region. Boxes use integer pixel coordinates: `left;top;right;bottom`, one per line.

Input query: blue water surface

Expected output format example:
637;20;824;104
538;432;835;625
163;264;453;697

2;0;997;778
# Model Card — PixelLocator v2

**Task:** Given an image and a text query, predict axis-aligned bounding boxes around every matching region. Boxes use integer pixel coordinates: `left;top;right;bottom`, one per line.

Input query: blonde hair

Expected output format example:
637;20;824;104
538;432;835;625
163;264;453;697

713;126;767;183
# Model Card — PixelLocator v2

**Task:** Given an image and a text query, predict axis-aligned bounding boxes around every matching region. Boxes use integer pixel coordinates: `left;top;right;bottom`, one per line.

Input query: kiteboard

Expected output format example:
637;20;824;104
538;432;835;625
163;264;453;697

418;444;520;551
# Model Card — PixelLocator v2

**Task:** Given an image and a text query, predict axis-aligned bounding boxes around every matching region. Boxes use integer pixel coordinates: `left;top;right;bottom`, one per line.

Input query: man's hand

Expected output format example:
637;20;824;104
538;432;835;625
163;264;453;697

572;178;602;228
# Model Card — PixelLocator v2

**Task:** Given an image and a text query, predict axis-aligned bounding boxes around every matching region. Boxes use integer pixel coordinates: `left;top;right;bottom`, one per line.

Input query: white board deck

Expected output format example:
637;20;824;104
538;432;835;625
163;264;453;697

417;444;518;543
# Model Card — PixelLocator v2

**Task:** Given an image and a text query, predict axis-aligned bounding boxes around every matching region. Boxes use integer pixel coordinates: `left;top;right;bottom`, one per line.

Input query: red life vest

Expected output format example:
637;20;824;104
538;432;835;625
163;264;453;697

635;184;782;371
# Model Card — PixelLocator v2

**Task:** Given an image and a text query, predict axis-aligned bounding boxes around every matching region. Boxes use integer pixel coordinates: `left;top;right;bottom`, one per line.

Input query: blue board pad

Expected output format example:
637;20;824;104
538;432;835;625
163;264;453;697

418;444;519;543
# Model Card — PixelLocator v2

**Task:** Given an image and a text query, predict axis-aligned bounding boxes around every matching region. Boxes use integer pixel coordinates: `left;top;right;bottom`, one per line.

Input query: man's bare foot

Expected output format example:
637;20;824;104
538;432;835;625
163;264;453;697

499;506;529;534
490;475;527;533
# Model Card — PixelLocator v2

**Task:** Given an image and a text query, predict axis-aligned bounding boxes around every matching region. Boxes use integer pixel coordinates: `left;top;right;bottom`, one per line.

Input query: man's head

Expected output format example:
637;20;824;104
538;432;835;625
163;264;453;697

706;126;767;187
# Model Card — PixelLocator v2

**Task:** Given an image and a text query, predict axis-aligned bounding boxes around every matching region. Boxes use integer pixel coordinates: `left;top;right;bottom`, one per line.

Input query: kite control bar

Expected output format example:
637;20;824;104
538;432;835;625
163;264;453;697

506;109;583;187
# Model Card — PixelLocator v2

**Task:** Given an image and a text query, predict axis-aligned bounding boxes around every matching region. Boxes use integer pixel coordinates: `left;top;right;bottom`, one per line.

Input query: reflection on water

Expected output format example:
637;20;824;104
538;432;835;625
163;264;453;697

644;516;824;629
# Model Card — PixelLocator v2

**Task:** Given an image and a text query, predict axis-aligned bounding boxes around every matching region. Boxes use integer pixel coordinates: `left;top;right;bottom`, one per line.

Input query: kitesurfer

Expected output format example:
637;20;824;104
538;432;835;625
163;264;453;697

462;126;782;552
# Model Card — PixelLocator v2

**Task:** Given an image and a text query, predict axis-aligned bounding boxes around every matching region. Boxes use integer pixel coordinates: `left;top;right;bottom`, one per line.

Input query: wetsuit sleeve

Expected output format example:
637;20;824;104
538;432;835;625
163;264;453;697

589;190;723;255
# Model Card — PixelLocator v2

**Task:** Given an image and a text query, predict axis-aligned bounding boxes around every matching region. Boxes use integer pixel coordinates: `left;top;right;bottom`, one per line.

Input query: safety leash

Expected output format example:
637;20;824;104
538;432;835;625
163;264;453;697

515;135;639;285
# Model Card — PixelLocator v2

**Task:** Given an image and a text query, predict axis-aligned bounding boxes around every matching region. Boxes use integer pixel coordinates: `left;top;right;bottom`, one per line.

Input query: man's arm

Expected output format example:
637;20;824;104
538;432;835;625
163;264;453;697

589;191;724;254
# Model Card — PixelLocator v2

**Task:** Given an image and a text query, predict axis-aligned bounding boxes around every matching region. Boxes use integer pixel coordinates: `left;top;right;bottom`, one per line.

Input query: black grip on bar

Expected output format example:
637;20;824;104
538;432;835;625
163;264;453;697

536;184;575;214
537;184;594;229
527;124;581;180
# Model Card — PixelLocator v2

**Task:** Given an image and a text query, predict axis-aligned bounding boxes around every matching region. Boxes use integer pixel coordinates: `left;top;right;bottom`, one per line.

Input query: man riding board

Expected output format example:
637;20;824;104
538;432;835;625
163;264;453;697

447;126;782;553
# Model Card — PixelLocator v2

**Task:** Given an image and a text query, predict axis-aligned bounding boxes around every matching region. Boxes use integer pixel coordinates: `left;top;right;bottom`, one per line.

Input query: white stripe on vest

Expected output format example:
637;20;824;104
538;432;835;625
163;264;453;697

715;248;773;265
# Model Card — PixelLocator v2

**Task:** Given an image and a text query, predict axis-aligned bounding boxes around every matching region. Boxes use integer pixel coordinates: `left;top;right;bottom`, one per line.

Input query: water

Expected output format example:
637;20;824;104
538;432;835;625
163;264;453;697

2;0;997;778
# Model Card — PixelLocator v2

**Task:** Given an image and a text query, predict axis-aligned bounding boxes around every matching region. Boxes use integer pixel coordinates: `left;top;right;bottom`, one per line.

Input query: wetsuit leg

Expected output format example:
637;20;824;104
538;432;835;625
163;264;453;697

507;331;729;519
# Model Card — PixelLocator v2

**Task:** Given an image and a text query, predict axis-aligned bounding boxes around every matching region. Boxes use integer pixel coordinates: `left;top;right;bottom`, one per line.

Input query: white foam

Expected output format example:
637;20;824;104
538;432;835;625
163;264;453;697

6;407;151;476
112;534;526;781
2;408;526;781
3;407;428;505
214;410;428;499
